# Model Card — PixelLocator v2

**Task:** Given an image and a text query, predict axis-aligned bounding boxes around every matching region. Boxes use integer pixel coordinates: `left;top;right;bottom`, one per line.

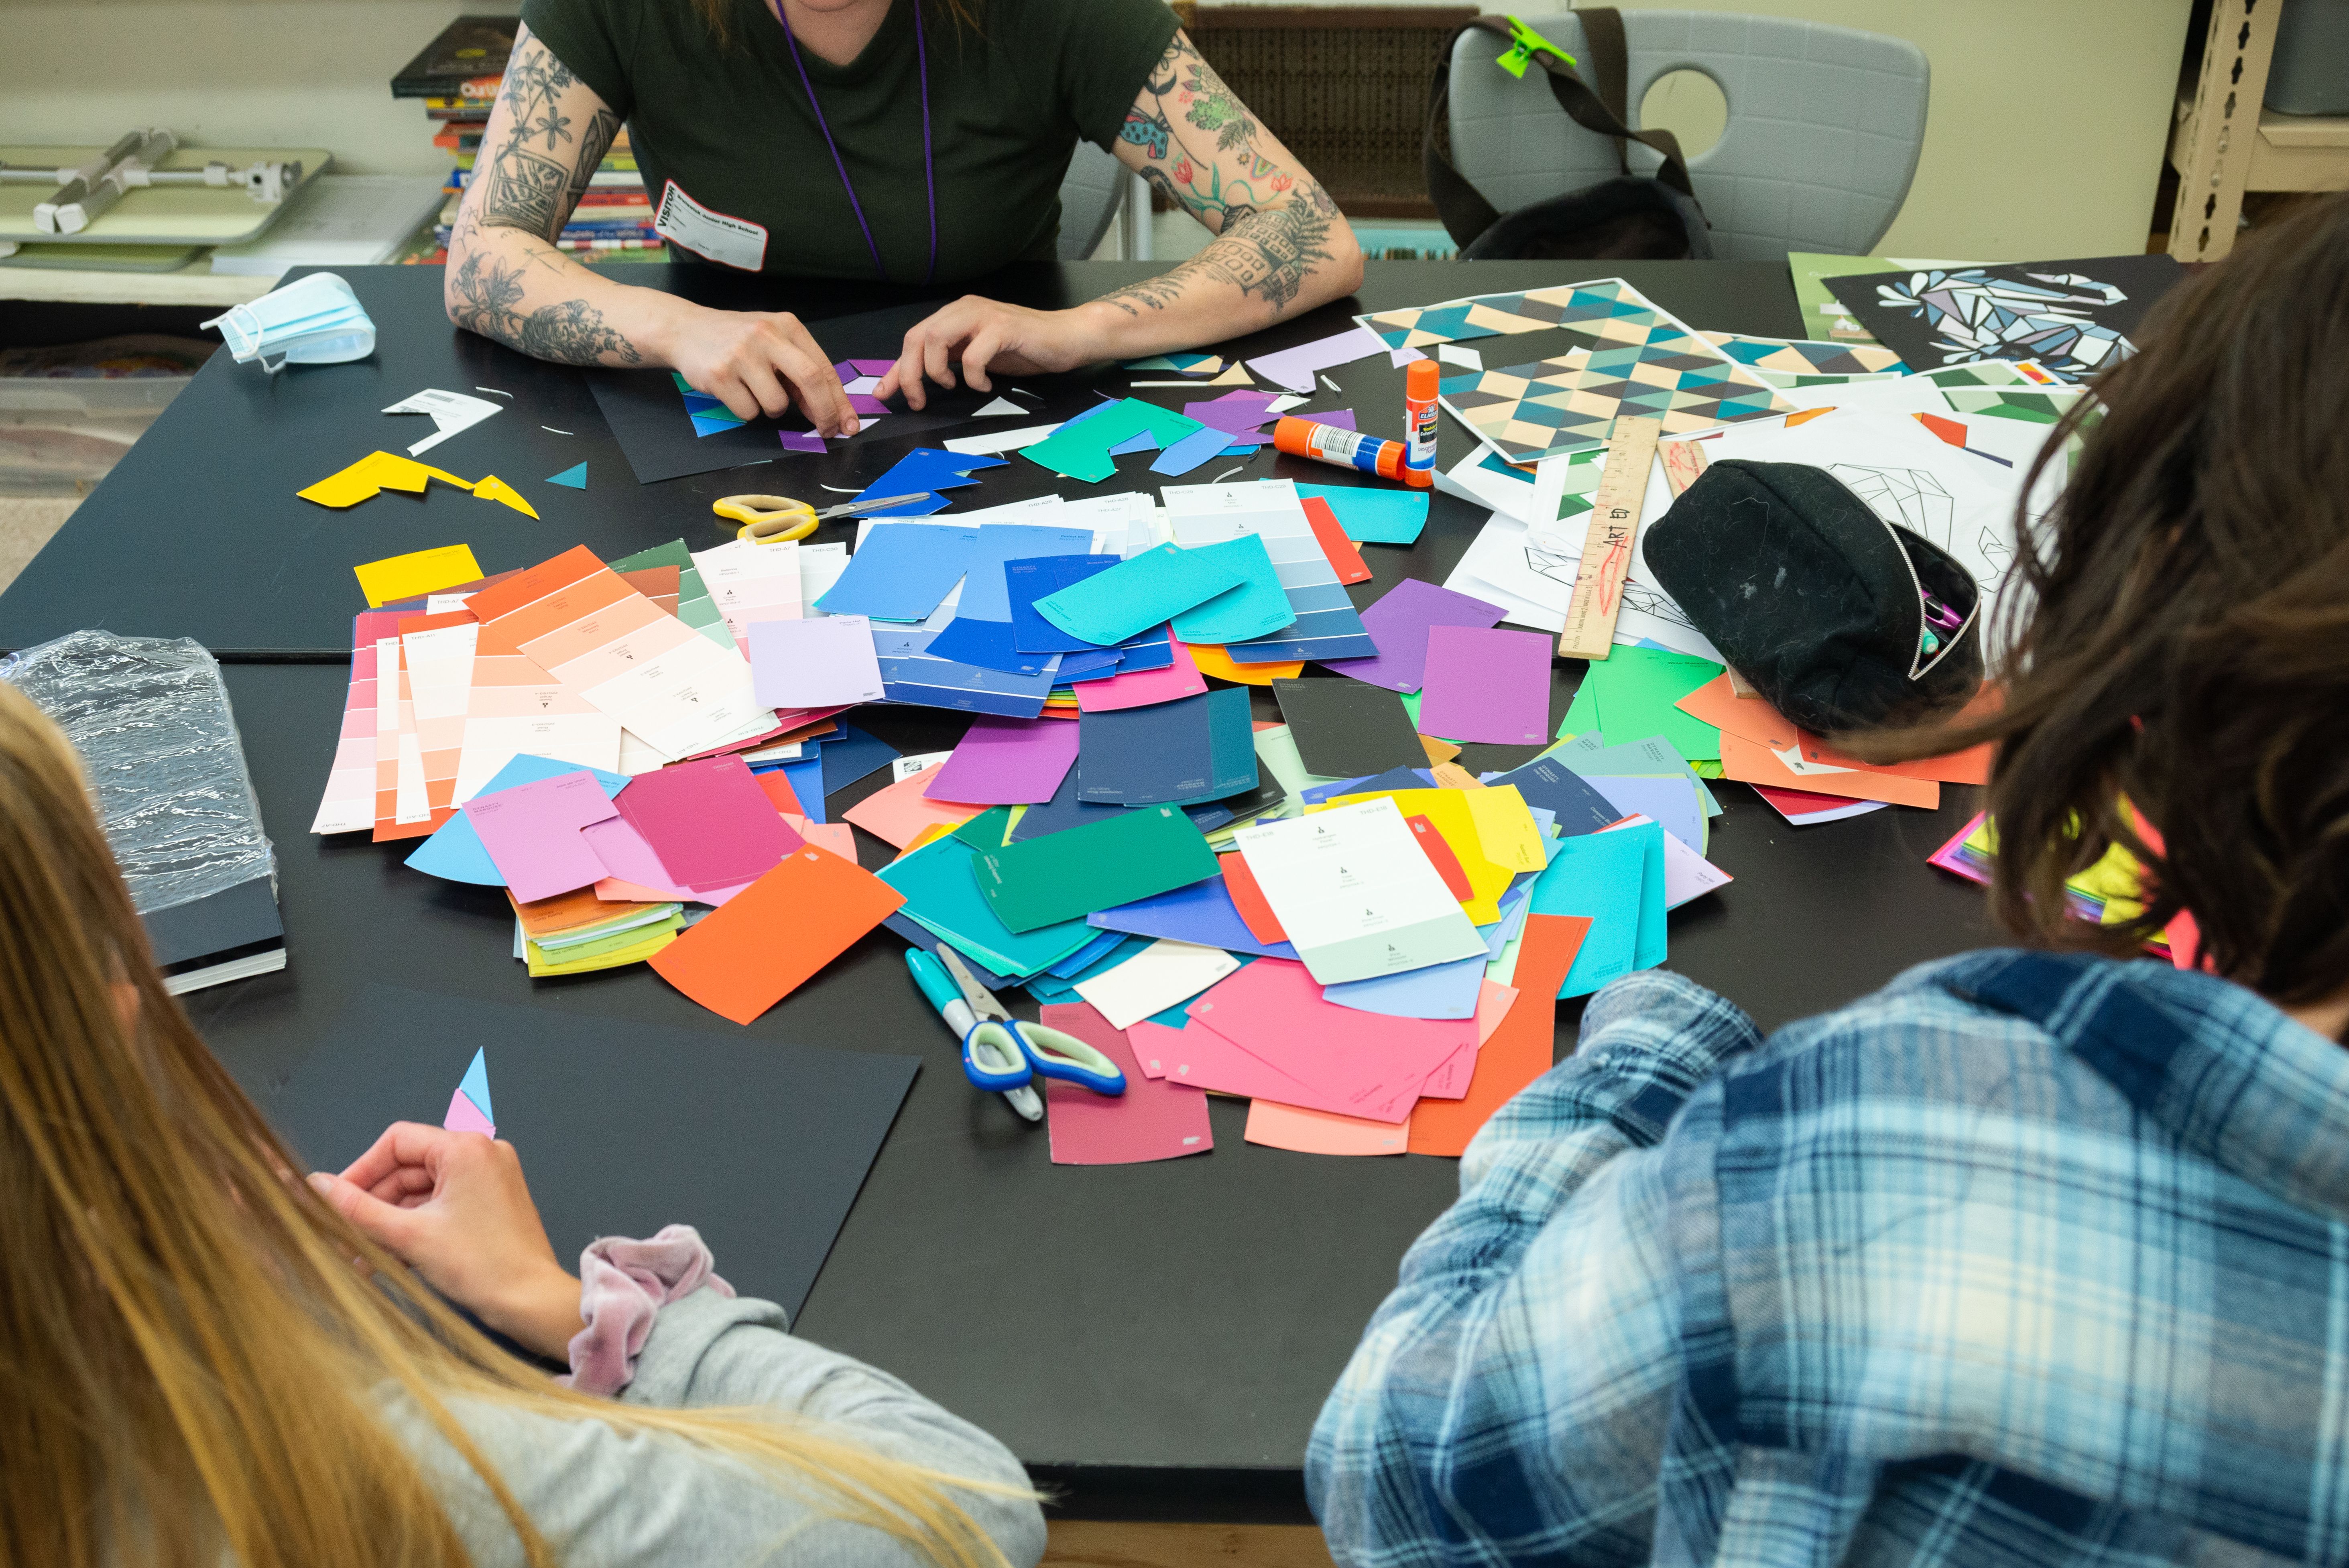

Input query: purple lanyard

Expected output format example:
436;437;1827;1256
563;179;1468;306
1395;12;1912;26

773;0;938;285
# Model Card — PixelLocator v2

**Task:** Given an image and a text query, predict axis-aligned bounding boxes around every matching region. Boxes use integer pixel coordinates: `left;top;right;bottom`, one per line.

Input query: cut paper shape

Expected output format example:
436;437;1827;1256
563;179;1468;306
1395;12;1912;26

1753;785;1889;826
545;462;588;490
1302;500;1372;584
461;770;622;904
1717;732;1938;808
650;846;906;1025
748;614;886;708
1168;534;1295;645
1418;625;1552;745
470;475;539;518
1436;344;1483;370
1407;913;1588;1155
1041;1002;1212;1165
972;396;1025;417
1020;399;1208;484
1036;545;1245;648
354;544;484;609
1296;484;1431;546
297;449;474;509
1247;325;1386;393
1272;677;1429;778
816;524;981;621
1070;938;1237;1031
442;1047;496;1137
926;716;1081;806
383;387;502;455
972;803;1219;933
777;430;827;453
1150;423;1239;476
853;449;1009;517
1245;1100;1410;1155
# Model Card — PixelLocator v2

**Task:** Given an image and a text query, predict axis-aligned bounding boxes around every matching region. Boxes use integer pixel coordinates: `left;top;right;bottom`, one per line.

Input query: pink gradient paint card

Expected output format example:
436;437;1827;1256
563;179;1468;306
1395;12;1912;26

1184;958;1473;1118
461;771;621;903
1132;1014;1418;1123
614;754;800;892
1040;1003;1213;1165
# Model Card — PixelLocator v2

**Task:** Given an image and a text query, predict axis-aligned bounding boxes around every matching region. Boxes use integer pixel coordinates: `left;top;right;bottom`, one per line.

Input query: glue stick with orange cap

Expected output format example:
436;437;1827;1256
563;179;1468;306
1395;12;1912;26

1272;415;1405;481
1403;358;1438;488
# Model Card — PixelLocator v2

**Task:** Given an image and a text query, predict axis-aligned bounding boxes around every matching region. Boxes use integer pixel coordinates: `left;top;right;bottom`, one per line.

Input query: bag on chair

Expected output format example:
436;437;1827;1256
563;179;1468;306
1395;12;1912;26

1424;10;1712;261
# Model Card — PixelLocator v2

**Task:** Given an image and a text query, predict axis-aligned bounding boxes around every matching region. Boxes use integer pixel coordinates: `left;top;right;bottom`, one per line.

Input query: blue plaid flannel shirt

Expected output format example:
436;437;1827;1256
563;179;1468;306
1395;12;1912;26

1310;949;2349;1565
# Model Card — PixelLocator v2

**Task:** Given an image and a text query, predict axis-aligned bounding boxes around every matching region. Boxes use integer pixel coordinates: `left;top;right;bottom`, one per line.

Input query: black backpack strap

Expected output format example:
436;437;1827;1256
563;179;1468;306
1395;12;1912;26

1577;6;1632;176
1422;10;1701;236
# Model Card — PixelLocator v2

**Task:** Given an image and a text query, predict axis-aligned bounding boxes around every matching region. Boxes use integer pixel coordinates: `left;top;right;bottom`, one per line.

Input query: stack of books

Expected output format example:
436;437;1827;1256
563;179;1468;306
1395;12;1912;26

391;15;665;266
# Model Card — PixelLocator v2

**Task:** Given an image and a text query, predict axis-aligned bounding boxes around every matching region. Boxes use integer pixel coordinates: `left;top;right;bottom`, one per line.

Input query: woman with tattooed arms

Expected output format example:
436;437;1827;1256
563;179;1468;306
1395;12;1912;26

450;0;1363;430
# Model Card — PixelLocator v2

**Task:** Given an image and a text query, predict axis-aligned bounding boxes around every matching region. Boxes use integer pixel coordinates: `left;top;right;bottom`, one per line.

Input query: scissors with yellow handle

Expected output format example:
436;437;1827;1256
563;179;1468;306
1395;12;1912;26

713;492;930;545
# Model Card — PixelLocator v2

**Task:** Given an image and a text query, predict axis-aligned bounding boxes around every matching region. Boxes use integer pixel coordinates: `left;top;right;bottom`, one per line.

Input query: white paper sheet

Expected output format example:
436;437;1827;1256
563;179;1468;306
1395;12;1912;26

1232;797;1488;984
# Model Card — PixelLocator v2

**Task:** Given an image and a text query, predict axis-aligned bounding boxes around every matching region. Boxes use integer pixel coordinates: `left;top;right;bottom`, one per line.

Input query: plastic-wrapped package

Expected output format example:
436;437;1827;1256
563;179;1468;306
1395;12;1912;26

0;629;277;923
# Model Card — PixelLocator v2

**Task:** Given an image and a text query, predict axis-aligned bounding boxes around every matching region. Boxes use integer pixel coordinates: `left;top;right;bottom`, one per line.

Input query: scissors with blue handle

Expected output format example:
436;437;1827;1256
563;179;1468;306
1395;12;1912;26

905;947;1125;1121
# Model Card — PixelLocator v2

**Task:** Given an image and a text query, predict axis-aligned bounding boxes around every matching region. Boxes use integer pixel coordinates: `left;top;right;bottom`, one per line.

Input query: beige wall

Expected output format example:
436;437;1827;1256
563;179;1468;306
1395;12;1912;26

1;0;2187;260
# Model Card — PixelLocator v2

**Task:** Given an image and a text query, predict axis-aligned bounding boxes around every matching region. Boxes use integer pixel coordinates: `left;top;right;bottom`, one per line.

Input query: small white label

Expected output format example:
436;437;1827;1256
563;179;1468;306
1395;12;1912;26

892;751;953;783
653;180;768;271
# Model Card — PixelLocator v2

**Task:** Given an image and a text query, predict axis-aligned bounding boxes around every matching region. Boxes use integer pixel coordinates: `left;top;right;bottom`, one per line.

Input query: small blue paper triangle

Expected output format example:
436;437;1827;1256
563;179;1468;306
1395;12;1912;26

457;1047;493;1125
690;413;742;438
545;462;588;490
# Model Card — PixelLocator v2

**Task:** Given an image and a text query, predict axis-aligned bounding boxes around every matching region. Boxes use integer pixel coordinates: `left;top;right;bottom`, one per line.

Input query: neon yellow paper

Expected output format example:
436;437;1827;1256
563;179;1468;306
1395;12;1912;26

472;474;540;518
352;543;483;608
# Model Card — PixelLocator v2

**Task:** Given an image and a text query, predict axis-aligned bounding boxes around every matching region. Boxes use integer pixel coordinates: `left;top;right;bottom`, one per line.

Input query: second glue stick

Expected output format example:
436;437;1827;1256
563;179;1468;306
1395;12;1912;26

1272;416;1405;480
1403;359;1438;488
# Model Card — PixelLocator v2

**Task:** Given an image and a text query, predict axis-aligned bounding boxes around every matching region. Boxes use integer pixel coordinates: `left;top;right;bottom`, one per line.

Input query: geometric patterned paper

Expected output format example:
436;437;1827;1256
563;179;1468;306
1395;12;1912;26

1437;281;1794;465
1700;332;1906;377
1356;277;1667;350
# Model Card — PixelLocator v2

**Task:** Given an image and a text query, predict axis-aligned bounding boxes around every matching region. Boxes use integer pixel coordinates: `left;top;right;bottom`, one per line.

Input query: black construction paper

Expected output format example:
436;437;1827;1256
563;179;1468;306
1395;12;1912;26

1824;254;2184;382
268;983;917;1318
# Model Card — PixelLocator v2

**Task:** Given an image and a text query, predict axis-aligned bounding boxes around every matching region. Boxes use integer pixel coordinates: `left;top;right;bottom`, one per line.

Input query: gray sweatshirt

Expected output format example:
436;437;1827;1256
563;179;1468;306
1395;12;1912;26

381;1289;1049;1567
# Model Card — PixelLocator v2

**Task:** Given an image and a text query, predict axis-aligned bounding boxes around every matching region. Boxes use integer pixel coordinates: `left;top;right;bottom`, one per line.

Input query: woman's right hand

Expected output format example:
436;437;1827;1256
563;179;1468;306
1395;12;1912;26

310;1123;586;1361
656;301;860;437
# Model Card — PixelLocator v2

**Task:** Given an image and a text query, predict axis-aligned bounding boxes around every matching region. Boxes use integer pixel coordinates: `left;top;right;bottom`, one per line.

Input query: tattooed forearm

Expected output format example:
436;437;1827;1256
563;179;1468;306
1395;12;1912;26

1095;183;1338;317
449;252;641;366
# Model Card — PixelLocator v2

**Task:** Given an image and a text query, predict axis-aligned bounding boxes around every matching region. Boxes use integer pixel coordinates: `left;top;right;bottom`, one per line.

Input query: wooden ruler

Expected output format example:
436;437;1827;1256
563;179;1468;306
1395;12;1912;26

1556;415;1662;661
1658;437;1710;498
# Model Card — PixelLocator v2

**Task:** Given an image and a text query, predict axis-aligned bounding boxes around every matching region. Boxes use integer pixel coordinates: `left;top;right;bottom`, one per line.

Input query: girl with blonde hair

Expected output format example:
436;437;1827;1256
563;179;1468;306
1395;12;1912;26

0;677;1043;1568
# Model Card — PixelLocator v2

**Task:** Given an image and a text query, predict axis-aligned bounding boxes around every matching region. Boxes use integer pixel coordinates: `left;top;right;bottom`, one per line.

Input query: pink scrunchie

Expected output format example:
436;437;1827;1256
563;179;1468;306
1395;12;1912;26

557;1224;735;1397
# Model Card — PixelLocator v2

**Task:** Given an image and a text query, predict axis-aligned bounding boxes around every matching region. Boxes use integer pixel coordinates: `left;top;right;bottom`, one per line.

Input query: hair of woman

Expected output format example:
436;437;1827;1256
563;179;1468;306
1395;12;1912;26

1883;193;2349;1008
0;677;1021;1568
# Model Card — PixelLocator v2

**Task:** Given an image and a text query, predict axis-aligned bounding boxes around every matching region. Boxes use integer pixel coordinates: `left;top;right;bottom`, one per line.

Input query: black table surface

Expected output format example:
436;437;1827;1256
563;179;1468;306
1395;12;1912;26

40;262;1996;1519
4;259;1804;659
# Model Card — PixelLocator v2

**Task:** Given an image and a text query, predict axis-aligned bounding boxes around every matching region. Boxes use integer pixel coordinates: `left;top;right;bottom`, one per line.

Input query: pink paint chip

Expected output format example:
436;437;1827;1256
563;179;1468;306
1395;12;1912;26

1040;1003;1213;1165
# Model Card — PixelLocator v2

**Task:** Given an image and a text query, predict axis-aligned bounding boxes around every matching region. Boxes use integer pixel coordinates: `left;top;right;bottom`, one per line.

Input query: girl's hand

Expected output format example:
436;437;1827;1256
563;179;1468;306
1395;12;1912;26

877;297;1111;408
310;1123;584;1361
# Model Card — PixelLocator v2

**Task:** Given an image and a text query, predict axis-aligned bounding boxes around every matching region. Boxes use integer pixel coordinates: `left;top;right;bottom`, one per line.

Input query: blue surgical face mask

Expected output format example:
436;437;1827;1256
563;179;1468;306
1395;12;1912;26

201;271;376;373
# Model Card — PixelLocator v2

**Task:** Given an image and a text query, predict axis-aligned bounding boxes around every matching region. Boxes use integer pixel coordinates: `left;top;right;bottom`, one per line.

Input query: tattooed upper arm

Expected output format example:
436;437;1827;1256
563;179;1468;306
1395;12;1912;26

463;29;614;244
1106;30;1357;316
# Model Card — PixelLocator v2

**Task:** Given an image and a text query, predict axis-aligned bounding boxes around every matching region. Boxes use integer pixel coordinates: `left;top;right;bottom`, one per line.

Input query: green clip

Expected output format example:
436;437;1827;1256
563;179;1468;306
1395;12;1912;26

1495;16;1574;78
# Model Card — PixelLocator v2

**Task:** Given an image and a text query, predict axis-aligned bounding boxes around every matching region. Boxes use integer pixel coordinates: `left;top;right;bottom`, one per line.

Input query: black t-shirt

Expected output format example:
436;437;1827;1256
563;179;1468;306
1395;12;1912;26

520;0;1178;281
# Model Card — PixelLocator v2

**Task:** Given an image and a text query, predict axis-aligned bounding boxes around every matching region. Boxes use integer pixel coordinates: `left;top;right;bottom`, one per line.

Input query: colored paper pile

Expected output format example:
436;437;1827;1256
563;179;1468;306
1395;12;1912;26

313;455;1747;1165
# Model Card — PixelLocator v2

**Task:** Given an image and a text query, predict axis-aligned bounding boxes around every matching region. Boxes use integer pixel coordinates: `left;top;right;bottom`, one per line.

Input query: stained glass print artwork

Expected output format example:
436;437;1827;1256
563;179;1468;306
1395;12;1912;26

1434;281;1792;465
1699;333;1906;377
1822;256;2184;386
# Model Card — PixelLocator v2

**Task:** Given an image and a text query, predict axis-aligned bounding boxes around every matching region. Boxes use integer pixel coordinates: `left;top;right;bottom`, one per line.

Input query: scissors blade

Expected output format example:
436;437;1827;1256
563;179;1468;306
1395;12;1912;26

934;947;1008;1022
815;492;930;520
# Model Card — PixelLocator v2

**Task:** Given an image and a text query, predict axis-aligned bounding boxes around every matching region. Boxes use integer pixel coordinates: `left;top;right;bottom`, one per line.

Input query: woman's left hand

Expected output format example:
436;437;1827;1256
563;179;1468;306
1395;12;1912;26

876;297;1106;409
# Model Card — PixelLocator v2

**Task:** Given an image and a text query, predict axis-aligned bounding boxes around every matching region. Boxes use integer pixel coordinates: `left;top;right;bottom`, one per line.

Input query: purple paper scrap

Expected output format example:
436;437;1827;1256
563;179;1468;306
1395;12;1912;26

925;716;1082;806
1320;578;1506;693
